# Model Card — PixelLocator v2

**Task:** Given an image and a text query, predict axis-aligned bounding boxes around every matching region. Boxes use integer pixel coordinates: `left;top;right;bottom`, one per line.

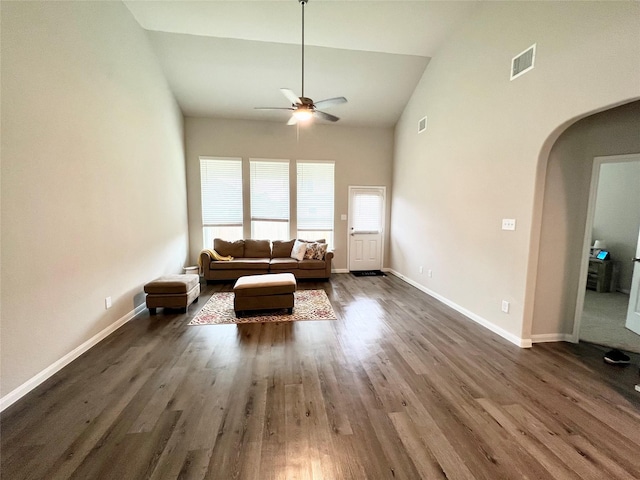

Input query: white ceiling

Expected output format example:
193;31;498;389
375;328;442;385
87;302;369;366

125;1;480;127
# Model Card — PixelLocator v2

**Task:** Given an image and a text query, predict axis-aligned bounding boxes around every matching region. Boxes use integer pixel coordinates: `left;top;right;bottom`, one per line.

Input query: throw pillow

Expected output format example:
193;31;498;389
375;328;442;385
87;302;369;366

304;242;320;260
298;238;326;244
314;243;328;260
291;240;307;261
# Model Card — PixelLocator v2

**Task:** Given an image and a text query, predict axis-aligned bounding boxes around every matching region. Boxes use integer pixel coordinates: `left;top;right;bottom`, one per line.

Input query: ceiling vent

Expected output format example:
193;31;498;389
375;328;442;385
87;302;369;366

418;116;427;133
510;44;536;81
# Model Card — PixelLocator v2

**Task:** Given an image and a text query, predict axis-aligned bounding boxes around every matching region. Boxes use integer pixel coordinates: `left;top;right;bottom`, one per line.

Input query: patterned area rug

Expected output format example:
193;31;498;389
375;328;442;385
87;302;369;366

189;289;337;325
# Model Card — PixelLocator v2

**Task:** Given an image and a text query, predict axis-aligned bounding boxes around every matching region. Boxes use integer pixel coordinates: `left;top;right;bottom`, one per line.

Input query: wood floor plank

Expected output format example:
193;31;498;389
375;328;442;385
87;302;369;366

2;273;639;480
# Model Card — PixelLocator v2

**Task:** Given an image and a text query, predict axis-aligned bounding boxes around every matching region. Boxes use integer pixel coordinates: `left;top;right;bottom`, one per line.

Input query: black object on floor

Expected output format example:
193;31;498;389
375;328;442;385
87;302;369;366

351;270;386;277
603;349;631;365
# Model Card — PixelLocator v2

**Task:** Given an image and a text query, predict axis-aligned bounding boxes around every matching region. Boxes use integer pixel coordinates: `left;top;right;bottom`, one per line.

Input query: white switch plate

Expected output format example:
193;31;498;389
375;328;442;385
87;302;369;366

105;296;112;309
502;218;516;231
428;269;433;278
419;266;423;274
340;214;347;221
501;300;510;313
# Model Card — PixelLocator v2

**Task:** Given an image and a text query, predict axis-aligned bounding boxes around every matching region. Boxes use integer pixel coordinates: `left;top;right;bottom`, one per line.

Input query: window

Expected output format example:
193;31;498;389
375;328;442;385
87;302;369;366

200;157;243;248
352;192;383;233
297;161;335;248
250;159;290;241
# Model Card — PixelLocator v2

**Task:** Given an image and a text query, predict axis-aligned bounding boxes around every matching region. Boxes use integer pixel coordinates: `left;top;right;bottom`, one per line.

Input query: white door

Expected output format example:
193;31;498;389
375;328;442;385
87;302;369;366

625;226;640;335
348;186;385;271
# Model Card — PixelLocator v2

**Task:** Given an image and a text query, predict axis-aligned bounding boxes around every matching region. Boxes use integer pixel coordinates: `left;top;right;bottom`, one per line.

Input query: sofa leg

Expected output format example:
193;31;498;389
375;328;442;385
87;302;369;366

149;308;157;315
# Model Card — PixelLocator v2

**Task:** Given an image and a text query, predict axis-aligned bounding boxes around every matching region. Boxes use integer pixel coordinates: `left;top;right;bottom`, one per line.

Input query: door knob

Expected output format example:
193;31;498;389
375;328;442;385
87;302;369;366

634;257;640;263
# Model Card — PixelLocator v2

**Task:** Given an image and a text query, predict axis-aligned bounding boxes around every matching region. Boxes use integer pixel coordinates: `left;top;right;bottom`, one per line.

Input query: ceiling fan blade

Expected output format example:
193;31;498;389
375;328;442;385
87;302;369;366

281;88;302;105
254;107;295;111
314;97;347;110
287;115;298;126
314;110;340;122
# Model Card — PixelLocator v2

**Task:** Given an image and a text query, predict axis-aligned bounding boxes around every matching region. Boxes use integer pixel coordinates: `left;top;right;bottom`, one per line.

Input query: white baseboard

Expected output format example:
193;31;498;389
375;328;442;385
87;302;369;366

531;333;575;344
0;303;146;412
388;270;531;348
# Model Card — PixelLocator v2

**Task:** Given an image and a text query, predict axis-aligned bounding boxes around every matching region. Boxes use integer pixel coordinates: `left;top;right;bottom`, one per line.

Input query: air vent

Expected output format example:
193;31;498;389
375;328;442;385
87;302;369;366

418;116;427;133
510;44;536;81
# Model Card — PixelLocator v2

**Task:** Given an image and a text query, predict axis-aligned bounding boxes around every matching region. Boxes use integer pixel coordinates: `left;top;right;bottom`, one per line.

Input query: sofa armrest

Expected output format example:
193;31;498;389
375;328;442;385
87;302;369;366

199;250;213;277
324;250;334;277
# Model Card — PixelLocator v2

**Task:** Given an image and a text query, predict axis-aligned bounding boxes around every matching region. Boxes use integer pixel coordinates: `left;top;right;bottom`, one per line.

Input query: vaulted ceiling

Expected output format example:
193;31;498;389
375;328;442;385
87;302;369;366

124;1;479;127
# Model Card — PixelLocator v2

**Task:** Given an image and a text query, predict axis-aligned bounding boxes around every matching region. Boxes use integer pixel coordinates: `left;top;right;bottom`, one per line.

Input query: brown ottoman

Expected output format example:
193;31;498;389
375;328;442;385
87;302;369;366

144;274;200;315
233;273;297;317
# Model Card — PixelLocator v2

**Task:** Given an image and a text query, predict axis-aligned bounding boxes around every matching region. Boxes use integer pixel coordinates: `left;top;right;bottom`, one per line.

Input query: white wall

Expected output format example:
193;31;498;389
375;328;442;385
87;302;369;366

593;161;640;292
533;102;640;336
1;2;188;399
184;118;394;271
391;1;640;344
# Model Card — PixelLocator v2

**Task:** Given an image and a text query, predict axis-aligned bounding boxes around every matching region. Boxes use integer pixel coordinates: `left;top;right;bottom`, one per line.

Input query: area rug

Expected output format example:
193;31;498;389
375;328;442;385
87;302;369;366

189;289;337;325
351;270;386;277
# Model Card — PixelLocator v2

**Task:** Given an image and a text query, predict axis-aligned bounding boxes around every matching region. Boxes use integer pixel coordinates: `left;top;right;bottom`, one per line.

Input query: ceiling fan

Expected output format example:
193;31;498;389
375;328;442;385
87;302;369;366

255;0;347;125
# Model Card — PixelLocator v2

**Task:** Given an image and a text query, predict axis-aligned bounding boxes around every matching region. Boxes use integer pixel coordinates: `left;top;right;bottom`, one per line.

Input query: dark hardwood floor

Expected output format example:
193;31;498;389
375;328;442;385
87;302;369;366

2;273;639;479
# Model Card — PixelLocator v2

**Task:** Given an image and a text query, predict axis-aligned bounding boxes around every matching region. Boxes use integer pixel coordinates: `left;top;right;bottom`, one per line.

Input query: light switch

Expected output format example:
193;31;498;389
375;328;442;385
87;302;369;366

502;218;516;231
341;214;347;221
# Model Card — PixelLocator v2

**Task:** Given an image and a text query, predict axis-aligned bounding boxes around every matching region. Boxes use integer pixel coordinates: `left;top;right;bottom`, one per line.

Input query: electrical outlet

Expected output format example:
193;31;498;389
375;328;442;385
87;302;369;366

419;266;423;274
501;300;510;313
502;218;516;231
105;296;112;309
428;269;433;278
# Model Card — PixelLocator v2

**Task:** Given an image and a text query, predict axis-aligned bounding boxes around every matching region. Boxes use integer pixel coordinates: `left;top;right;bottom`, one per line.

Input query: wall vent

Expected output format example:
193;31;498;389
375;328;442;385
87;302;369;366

510;44;536;81
418;116;427;133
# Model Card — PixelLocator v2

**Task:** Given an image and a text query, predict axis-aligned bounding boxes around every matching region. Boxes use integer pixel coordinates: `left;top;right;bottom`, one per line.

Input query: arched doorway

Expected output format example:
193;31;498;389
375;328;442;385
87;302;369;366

525;100;640;346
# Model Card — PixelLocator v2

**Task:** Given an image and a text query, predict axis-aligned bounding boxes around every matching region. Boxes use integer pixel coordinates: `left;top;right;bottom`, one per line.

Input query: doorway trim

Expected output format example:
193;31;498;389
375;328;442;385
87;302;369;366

571;152;640;342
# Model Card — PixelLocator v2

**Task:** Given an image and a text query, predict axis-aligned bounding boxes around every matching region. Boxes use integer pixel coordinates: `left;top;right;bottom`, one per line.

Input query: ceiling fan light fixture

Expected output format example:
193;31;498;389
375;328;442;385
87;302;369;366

293;108;313;122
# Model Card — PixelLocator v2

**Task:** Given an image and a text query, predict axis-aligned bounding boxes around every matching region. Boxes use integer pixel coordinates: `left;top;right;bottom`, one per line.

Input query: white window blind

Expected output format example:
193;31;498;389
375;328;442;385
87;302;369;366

200;157;243;246
250;159;289;240
352;192;382;233
297;161;335;245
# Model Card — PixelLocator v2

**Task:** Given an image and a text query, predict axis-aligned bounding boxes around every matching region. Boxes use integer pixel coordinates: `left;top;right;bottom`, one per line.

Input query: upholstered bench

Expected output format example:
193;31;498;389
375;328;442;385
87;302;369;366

233;273;297;317
144;274;200;315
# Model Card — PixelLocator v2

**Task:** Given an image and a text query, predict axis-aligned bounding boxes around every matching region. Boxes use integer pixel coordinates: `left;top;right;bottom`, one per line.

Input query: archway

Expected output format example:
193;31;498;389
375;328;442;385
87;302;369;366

524;100;640;343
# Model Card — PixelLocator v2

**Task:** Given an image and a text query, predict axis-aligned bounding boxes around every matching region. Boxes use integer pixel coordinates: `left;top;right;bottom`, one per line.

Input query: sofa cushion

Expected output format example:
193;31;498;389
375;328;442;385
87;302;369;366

272;239;295;258
214;238;245;258
244;239;271;258
209;258;270;270
298;259;326;270
269;258;300;270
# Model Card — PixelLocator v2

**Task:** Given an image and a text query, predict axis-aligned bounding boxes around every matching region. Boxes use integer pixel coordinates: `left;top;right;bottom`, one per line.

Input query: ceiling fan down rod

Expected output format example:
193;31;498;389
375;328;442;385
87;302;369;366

300;0;307;99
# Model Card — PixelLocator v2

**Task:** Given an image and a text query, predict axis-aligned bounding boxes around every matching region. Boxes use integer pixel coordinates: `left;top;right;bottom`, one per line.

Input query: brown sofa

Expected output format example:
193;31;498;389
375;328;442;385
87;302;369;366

200;238;333;281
